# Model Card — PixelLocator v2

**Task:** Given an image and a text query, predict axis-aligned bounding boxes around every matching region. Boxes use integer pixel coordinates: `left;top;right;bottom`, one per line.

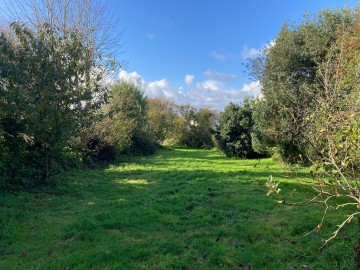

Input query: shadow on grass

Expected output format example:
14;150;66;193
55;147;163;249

1;148;355;270
62;166;316;211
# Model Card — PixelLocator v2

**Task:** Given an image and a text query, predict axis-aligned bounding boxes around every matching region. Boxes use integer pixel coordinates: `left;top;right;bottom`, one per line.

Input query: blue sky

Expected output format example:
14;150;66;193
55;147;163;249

1;0;359;109
112;0;359;109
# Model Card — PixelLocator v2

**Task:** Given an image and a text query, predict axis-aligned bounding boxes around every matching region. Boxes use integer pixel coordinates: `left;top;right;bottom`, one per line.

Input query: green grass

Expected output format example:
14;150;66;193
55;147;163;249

0;148;357;269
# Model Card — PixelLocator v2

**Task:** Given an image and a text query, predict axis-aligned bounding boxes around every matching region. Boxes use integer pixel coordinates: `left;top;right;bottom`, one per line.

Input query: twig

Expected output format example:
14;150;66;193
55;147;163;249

321;212;360;249
336;202;359;209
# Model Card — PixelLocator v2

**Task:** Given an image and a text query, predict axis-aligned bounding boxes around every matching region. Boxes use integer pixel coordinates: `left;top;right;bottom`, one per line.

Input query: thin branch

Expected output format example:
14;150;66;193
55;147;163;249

321;212;360;249
336;202;359;209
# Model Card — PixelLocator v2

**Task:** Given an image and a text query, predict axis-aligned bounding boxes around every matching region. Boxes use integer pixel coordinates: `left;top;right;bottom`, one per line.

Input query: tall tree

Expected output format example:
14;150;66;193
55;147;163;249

249;8;356;162
0;0;120;184
0;22;107;184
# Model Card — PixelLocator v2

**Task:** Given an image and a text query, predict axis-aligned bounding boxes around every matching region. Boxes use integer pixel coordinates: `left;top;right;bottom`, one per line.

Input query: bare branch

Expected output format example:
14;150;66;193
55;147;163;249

321;212;360;249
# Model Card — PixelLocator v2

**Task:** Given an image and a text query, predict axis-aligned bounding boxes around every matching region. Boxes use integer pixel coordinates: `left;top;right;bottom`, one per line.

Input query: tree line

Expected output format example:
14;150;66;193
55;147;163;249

0;0;259;187
1;2;359;196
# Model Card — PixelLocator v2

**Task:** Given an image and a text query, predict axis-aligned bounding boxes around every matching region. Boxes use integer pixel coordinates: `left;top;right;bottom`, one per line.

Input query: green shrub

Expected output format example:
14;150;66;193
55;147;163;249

216;100;261;158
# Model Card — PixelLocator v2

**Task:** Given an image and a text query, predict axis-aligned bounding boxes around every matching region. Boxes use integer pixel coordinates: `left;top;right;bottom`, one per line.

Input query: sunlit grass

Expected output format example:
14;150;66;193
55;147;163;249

0;147;357;269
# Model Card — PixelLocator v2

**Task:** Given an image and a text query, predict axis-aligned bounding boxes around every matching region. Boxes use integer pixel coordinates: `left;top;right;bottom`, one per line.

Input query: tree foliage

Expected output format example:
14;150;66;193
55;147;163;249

147;97;178;144
84;81;155;160
0;0;120;186
177;105;217;149
4;0;121;69
255;7;360;262
249;8;357;162
0;22;106;184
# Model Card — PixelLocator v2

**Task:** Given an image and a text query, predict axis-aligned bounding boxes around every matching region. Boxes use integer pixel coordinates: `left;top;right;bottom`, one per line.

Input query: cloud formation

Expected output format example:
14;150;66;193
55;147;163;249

203;70;237;81
146;78;181;99
241;39;276;59
240;81;261;95
118;70;144;85
209;50;229;61
196;80;221;91
241;45;261;59
184;74;194;85
119;70;261;110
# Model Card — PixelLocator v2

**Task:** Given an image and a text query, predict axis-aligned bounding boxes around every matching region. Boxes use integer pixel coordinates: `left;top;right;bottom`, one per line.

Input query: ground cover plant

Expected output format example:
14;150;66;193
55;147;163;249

0;148;357;269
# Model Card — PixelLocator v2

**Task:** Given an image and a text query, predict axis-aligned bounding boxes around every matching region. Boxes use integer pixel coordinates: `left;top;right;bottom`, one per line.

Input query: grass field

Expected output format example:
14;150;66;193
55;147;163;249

0;148;357;269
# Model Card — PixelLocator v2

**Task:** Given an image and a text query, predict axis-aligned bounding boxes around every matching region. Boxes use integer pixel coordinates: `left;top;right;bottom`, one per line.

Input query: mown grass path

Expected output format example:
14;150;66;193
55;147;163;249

0;148;356;269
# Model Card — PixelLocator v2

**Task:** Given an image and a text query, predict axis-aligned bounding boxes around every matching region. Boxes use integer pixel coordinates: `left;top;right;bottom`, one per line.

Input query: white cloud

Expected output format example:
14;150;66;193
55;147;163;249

118;69;261;110
196;80;221;91
241;80;261;96
120;70;182;100
146;78;179;99
241;39;276;59
209;50;229;61
188;80;261;109
203;70;237;81
241;45;261;59
119;70;144;86
184;74;194;85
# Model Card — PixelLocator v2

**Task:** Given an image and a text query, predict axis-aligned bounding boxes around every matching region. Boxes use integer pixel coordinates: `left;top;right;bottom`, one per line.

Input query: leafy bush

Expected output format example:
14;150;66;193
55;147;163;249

127;134;158;156
0;22;108;185
81;81;159;162
216;99;261;158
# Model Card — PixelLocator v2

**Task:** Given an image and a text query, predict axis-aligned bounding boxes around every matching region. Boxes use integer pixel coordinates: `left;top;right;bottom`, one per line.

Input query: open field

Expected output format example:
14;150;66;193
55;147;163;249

0;148;357;269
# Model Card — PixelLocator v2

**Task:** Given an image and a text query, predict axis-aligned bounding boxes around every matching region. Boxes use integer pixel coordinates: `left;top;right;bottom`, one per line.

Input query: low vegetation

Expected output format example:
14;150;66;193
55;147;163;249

0;148;357;269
